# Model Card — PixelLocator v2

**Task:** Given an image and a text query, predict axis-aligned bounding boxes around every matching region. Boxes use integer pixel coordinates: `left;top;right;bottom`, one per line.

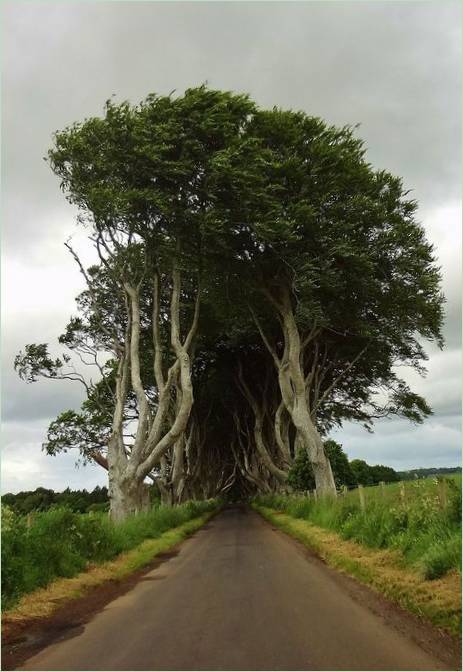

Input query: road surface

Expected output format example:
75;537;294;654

21;506;452;670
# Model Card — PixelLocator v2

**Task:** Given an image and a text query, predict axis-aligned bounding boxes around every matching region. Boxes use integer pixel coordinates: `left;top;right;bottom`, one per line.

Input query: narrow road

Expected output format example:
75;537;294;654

21;507;452;671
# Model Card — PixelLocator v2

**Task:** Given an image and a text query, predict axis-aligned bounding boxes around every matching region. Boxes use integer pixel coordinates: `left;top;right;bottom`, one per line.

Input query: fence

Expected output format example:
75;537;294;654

305;474;458;513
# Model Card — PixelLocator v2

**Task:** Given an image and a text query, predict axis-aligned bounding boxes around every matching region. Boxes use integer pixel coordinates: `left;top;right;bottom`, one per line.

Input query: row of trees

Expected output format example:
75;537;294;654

397;467;461;481
15;87;444;520
287;440;399;492
2;486;110;515
2;444;400;514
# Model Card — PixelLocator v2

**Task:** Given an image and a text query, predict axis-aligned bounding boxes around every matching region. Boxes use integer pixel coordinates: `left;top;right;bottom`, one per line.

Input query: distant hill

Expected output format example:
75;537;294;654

397;466;462;480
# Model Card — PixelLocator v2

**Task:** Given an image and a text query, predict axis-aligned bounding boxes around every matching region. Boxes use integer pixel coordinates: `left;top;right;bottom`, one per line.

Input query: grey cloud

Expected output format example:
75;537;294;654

2;368;86;424
2;420;106;493
3;2;461;253
2;1;460;492
332;417;461;470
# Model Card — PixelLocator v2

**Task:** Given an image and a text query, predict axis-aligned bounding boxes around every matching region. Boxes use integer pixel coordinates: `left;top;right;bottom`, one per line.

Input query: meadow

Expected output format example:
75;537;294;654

1;499;217;610
255;475;461;580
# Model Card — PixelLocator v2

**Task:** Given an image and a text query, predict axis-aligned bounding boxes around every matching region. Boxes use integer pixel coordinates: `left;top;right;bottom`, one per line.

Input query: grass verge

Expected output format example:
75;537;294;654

254;504;461;638
2;510;215;627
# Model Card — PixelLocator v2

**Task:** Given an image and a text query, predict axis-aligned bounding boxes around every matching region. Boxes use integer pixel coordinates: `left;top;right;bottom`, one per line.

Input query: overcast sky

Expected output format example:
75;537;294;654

2;1;461;494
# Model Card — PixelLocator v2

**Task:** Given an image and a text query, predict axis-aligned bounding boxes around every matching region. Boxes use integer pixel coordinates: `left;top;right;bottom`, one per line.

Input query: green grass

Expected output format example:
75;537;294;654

255;476;461;579
2;512;215;629
1;499;217;610
254;505;461;637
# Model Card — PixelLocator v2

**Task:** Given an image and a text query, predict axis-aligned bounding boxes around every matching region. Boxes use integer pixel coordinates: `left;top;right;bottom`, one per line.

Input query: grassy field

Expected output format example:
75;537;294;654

255;475;461;579
1;499;217;610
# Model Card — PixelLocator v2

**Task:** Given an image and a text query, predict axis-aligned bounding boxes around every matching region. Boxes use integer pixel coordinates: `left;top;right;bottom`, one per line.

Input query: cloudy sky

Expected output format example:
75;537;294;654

2;1;461;494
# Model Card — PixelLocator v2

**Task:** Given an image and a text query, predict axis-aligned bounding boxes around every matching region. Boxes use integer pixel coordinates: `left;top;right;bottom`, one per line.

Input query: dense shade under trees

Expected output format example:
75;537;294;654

14;86;444;520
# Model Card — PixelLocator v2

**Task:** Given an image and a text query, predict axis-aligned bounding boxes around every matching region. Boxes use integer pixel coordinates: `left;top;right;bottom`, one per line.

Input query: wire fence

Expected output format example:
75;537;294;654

304;474;461;513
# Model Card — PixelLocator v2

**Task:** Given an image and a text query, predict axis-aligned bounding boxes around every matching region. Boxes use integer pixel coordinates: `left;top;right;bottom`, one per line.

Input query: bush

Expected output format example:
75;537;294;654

1;499;217;610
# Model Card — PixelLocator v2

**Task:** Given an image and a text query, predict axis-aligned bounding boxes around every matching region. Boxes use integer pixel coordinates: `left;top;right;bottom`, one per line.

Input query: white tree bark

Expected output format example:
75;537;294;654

256;287;337;495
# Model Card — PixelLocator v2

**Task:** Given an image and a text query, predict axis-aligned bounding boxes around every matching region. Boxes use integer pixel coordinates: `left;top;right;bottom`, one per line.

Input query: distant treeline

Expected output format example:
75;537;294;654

2;486;110;515
3;466;460;514
397;467;462;481
287;441;400;492
2;484;163;515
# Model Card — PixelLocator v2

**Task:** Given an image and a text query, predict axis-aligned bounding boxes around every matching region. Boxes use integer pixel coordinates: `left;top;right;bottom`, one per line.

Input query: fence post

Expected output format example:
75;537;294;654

399;481;406;504
312;489;318;501
358;484;365;512
380;481;386;498
342;485;348;497
438;478;448;510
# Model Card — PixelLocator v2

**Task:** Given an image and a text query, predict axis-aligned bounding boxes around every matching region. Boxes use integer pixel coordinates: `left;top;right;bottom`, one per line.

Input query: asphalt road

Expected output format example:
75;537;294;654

21;506;451;671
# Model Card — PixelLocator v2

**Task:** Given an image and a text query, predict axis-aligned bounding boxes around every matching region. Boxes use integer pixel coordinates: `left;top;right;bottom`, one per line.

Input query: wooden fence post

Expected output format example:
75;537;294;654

312;489;318;501
438;478;448;510
399;481;406;504
358;484;365;512
380;481;386;498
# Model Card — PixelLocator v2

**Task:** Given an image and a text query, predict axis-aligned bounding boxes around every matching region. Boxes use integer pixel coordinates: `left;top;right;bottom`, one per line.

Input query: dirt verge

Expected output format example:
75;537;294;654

257;506;461;670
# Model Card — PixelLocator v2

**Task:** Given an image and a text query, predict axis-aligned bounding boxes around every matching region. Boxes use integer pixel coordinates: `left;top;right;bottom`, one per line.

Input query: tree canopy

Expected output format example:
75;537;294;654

15;86;444;518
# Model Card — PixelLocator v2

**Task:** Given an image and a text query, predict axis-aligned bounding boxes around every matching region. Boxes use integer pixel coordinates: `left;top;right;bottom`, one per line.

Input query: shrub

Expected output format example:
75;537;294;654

1;499;217;610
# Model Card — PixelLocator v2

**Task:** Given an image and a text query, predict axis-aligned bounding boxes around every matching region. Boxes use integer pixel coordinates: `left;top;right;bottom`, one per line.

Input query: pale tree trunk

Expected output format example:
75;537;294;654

171;380;190;504
236;365;289;485
134;265;200;482
110;472;150;521
255;288;336;496
106;306;153;520
274;400;292;469
67;240;201;521
157;455;173;506
106;259;200;520
171;435;186;504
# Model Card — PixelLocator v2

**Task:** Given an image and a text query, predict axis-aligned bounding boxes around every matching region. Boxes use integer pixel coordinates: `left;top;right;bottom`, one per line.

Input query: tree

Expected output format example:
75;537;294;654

350;459;374;486
16;88;257;520
288;440;355;492
15;87;444;509
209;105;443;494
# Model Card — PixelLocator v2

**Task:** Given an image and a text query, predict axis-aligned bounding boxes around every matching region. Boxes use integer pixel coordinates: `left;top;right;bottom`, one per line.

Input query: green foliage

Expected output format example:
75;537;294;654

256;476;461;579
324;440;357;489
14;344;69;383
1;500;217;610
287;440;394;492
418;534;462;580
2;486;110;514
350;459;399;486
287;451;315;492
13;86;446;507
1;505;16;532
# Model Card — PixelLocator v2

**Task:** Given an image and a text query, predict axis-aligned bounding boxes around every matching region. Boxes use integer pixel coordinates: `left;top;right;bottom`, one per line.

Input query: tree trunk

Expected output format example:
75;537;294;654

260;285;337;496
289;387;336;495
109;471;150;521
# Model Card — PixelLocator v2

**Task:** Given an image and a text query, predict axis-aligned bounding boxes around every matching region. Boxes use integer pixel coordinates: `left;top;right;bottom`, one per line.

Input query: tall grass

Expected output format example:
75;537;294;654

256;477;461;580
1;499;216;610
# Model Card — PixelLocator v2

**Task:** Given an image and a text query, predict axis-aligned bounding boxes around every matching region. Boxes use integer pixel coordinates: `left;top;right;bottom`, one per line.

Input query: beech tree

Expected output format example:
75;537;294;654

208;106;443;494
15;87;444;510
16;88;257;519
